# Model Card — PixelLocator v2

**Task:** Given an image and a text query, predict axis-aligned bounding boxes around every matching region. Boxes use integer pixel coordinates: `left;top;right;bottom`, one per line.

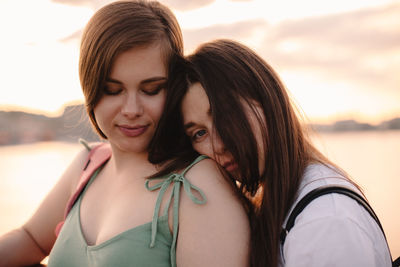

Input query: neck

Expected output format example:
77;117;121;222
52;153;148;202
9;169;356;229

108;145;159;180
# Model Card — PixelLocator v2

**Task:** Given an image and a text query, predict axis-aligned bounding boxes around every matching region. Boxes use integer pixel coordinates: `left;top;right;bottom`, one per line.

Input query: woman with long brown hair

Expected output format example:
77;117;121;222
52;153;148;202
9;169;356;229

151;39;394;266
0;3;249;267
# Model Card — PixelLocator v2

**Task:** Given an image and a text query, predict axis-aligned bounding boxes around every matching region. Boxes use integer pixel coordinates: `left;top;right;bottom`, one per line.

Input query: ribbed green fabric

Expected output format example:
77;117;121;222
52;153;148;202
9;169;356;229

48;155;207;267
145;155;207;266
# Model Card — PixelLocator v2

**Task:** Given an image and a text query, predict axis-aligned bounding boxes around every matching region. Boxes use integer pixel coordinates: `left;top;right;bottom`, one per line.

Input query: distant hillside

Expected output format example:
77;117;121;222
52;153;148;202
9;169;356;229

0;104;100;145
0;104;399;146
311;118;400;132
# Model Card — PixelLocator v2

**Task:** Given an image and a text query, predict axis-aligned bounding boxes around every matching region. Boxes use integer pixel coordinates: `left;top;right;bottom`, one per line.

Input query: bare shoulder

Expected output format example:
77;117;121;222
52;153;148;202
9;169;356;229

176;158;250;267
60;141;109;198
184;158;237;197
182;158;247;217
62;145;93;193
22;146;91;254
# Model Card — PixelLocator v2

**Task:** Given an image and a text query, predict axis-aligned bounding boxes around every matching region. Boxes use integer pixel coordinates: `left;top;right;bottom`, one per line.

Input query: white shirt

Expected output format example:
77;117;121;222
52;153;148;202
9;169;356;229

280;163;392;267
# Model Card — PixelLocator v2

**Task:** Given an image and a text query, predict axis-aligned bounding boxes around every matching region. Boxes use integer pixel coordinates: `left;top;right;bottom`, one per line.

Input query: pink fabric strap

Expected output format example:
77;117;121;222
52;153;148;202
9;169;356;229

55;142;112;236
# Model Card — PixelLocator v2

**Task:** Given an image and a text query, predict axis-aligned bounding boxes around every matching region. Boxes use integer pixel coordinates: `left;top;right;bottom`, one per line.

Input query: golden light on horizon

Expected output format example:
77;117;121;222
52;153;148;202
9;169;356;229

0;0;93;116
0;0;399;123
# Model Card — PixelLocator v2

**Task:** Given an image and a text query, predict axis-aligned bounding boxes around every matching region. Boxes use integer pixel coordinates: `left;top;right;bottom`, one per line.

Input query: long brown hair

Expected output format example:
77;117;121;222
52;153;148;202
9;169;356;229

187;39;310;267
151;39;355;266
79;0;183;138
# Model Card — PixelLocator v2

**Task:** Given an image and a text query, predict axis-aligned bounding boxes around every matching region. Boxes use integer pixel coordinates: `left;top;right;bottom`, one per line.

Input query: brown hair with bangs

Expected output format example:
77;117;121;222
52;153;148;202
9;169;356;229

79;0;183;138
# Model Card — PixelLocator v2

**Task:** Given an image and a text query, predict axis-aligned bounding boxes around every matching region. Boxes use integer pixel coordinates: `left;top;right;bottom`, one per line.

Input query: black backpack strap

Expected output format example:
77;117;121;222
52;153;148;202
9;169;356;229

393;257;400;267
280;185;398;266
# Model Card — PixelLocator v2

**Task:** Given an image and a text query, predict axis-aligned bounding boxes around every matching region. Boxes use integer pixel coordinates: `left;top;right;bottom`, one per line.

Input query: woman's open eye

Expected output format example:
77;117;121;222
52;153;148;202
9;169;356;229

192;129;207;142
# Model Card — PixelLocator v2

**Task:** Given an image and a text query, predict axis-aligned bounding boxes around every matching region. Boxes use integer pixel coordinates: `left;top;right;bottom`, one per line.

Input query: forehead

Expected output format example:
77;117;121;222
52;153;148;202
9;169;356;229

110;43;167;80
182;82;210;124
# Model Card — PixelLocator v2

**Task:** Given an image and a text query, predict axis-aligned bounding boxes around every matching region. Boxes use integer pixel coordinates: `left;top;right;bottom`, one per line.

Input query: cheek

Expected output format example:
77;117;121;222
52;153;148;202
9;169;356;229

94;95;118;116
148;93;166;122
192;142;214;160
93;96;120;134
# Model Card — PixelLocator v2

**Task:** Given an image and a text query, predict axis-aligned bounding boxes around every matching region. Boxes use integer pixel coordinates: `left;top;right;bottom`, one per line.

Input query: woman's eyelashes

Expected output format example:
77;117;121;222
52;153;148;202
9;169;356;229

103;83;165;96
142;83;165;96
191;129;207;142
104;85;122;95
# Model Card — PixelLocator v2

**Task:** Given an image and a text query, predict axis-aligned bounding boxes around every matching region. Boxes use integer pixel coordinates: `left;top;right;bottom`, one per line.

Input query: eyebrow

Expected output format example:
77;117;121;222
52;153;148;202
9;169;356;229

106;76;167;85
184;122;195;131
183;108;212;131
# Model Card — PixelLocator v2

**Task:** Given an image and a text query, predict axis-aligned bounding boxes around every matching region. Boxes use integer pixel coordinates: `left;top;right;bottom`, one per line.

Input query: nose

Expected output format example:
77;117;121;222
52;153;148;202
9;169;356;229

121;92;143;118
211;133;226;155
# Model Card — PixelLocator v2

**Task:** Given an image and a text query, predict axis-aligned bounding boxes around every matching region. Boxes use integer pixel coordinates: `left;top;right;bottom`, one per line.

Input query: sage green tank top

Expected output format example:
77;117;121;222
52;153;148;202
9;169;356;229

47;155;207;267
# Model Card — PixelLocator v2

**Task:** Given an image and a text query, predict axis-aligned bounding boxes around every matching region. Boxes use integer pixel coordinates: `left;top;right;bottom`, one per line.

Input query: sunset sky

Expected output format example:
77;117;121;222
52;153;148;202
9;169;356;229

0;0;399;124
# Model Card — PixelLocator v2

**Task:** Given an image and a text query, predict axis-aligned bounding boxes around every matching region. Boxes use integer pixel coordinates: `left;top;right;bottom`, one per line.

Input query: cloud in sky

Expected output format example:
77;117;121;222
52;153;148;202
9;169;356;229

177;1;399;121
183;19;268;52
60;29;83;43
181;2;399;91
4;0;398;121
52;0;214;11
160;0;215;11
255;2;400;94
52;0;93;5
51;0;111;9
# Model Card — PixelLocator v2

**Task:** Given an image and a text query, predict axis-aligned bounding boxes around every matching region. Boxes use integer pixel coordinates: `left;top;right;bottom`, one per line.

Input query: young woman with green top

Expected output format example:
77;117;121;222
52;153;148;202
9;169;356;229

0;2;250;266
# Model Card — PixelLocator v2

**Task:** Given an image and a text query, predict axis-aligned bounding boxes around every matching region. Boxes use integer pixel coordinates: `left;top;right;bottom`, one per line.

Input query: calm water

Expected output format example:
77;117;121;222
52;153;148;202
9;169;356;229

0;131;399;257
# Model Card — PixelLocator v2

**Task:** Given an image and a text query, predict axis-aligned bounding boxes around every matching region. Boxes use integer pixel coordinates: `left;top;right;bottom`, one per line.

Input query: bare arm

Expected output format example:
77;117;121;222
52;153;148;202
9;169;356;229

176;159;250;267
0;148;89;267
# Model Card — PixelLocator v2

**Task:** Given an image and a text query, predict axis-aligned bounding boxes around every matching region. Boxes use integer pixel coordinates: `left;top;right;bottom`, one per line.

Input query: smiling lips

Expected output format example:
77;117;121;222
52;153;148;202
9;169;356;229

118;124;148;137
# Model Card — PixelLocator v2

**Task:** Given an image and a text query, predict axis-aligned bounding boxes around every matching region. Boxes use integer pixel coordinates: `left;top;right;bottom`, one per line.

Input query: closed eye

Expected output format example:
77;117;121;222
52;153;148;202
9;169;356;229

103;85;123;95
104;78;124;95
142;83;165;96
